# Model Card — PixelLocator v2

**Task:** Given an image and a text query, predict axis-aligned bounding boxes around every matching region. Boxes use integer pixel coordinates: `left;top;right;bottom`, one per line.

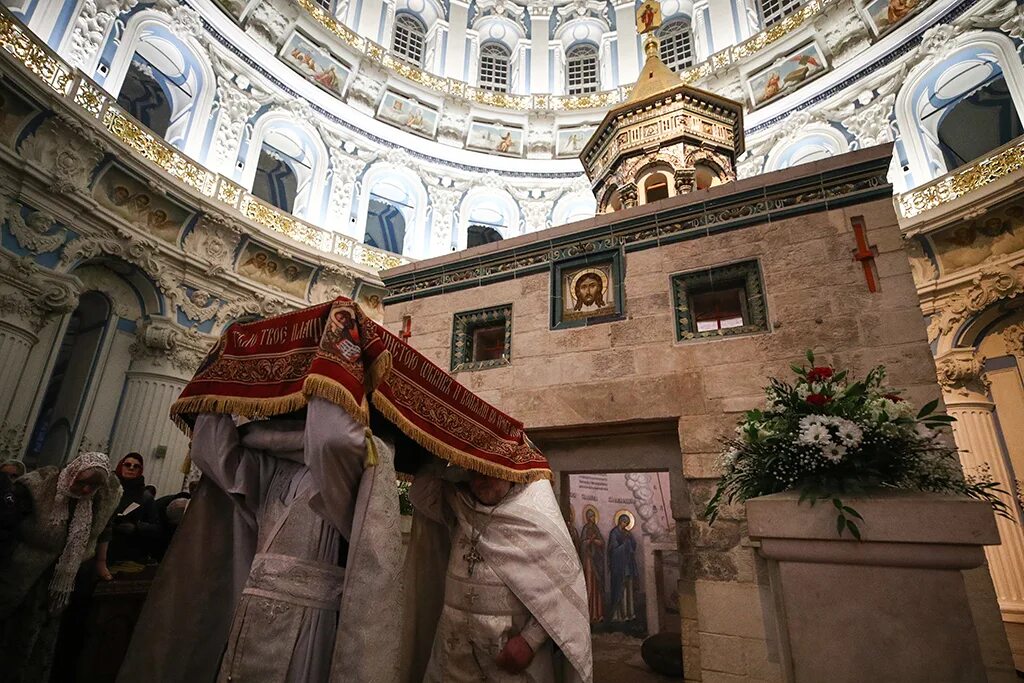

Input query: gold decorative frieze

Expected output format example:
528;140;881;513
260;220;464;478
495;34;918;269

0;6;407;273
897;139;1024;218
103;109;219;197
353;243;406;271
72;78;108;117
0;13;73;95
293;0;838;112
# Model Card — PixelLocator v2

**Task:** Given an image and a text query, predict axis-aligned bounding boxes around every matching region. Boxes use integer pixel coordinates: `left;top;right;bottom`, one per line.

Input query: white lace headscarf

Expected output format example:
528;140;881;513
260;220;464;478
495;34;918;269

49;451;111;611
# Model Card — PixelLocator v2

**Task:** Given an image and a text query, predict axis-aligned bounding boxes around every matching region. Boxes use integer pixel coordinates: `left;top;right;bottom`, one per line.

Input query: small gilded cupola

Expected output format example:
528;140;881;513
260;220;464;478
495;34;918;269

579;0;745;213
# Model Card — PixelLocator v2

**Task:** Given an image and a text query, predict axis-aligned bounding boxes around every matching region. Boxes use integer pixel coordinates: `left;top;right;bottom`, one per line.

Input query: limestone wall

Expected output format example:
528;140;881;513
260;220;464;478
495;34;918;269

381;154;940;681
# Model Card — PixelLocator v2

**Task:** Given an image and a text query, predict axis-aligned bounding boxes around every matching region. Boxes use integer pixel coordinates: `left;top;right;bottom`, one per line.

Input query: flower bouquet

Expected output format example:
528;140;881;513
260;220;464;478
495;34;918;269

704;351;1007;538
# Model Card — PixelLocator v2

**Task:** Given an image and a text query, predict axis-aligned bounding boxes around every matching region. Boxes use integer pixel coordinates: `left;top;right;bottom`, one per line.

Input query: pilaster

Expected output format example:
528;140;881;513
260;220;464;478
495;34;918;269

937;348;1024;621
108;318;210;494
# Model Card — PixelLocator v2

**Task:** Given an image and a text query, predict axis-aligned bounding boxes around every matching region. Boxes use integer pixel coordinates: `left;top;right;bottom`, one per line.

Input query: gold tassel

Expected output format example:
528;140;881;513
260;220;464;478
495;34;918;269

364;428;378;467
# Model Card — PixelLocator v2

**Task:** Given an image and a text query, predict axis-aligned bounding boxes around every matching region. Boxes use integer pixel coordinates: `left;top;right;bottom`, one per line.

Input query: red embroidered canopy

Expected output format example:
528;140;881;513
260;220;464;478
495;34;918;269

170;297;550;482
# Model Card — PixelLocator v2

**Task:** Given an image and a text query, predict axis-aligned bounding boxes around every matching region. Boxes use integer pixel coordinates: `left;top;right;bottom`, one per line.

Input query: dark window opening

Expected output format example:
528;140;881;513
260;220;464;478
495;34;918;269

116;58;174;139
932;73;1023;171
644;174;670;203
365;196;409;253
691;287;747;332
471;324;506;362
467;224;504;248
252;146;299;212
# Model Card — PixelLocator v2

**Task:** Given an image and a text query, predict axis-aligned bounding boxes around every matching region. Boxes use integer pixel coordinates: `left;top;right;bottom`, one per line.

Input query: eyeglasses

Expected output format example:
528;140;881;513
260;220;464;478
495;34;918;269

122;463;142;470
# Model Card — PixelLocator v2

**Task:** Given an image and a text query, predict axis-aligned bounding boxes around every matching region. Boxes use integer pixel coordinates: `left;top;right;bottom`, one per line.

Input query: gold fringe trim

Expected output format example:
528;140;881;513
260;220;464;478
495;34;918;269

301;374;371;426
371;392;551;484
170;392;310;436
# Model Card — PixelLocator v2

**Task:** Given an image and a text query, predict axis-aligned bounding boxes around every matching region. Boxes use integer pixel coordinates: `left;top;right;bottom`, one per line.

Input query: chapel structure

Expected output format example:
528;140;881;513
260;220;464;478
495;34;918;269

580;22;744;212
1;0;1024;673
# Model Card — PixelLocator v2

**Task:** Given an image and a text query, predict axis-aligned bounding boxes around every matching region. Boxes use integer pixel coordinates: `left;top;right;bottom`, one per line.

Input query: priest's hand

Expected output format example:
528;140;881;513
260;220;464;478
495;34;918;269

496;635;535;673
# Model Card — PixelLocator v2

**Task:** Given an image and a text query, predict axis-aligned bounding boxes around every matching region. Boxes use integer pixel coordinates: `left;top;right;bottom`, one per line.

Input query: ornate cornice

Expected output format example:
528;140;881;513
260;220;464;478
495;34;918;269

0;253;81;329
130;317;213;375
1002;322;1024;358
382;148;893;302
926;263;1024;343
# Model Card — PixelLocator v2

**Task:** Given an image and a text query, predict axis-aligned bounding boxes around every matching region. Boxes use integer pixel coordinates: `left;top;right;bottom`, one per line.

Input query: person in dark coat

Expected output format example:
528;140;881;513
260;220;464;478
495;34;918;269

95;453;160;579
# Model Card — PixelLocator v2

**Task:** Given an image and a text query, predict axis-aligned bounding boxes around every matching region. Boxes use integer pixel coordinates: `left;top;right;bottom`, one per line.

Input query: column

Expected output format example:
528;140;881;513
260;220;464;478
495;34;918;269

937;349;1024;620
705;0;754;54
0;320;39;423
614;1;641;86
445;0;470;80
108;319;206;495
528;2;552;93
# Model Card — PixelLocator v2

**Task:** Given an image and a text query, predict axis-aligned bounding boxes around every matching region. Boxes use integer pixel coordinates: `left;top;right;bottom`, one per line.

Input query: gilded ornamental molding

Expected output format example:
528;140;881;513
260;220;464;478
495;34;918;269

295;0;831;113
896;137;1024;219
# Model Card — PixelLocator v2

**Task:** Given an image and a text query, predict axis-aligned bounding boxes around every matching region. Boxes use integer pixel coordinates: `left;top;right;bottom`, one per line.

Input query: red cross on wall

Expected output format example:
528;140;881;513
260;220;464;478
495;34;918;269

400;314;412;341
851;216;879;293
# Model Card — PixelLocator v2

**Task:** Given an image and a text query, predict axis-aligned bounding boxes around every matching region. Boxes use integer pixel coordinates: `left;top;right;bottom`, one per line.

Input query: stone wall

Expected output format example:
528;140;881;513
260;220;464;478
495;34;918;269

382;149;941;682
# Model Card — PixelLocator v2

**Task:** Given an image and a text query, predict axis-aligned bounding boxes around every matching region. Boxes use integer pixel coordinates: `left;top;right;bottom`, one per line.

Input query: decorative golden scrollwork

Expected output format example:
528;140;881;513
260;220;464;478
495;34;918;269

72;78;108;117
0;13;74;95
897;140;1024;218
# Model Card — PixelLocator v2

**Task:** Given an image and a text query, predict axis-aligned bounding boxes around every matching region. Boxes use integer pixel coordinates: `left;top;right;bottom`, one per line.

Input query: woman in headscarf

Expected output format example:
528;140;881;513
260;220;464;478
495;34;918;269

0;451;120;682
95;453;160;579
1;459;27;480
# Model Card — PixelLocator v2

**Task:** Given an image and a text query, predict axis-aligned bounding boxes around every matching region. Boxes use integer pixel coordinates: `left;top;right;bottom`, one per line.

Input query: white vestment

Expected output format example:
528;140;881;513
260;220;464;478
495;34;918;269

406;473;593;683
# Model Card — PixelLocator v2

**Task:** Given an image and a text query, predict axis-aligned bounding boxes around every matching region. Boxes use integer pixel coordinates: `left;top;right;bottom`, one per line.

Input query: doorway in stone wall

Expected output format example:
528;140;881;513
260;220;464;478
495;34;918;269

531;420;689;683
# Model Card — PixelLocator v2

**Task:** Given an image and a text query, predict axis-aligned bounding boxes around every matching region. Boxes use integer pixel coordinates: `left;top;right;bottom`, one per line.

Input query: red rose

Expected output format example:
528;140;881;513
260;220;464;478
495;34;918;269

806;393;830;407
807;367;834;382
883;393;903;402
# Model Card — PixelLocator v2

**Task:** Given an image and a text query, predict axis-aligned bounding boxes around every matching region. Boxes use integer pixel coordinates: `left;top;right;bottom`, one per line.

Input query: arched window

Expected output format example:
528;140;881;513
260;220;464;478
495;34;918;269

479;43;511;93
251;136;310;213
566;44;599;95
26;292;112;468
644;173;670;203
467;225;504;248
932;73;1023;171
364;177;416;254
658;21;694;72
759;0;801;27
116;58;174;138
392;13;427;67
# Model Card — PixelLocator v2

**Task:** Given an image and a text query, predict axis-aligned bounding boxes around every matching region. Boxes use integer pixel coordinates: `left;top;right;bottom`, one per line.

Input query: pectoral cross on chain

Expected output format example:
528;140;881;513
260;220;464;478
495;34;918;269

463;542;484;576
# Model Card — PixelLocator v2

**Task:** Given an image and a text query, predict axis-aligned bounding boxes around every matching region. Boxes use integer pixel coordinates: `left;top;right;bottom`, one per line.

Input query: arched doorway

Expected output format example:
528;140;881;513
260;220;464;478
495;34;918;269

25;291;113;468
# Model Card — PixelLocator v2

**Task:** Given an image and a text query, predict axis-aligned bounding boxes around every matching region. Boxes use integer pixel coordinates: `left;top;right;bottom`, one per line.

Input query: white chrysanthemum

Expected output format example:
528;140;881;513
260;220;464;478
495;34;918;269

799;415;828;432
833;419;863;447
796;385;811;399
821;443;847;463
798;423;830;446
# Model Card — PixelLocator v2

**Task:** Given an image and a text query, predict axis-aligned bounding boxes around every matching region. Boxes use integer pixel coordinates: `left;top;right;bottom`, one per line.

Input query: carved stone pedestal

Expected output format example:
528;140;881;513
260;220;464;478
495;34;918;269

746;491;1011;683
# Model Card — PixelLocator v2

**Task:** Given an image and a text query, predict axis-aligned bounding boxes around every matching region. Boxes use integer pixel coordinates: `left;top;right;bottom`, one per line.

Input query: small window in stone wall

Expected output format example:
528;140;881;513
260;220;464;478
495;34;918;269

451;304;513;371
672;260;768;341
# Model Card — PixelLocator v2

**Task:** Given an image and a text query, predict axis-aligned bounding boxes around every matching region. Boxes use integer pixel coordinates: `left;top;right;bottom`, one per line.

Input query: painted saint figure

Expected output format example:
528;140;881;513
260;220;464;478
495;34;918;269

608;512;638;622
580;507;605;623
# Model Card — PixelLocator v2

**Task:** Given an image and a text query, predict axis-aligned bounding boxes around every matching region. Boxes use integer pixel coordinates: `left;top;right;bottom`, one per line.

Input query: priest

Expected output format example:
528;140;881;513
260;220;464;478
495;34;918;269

403;462;593;683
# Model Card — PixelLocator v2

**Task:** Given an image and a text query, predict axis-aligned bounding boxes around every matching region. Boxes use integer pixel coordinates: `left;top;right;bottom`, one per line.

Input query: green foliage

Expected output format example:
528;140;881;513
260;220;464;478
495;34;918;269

705;351;1009;538
397;479;413;516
